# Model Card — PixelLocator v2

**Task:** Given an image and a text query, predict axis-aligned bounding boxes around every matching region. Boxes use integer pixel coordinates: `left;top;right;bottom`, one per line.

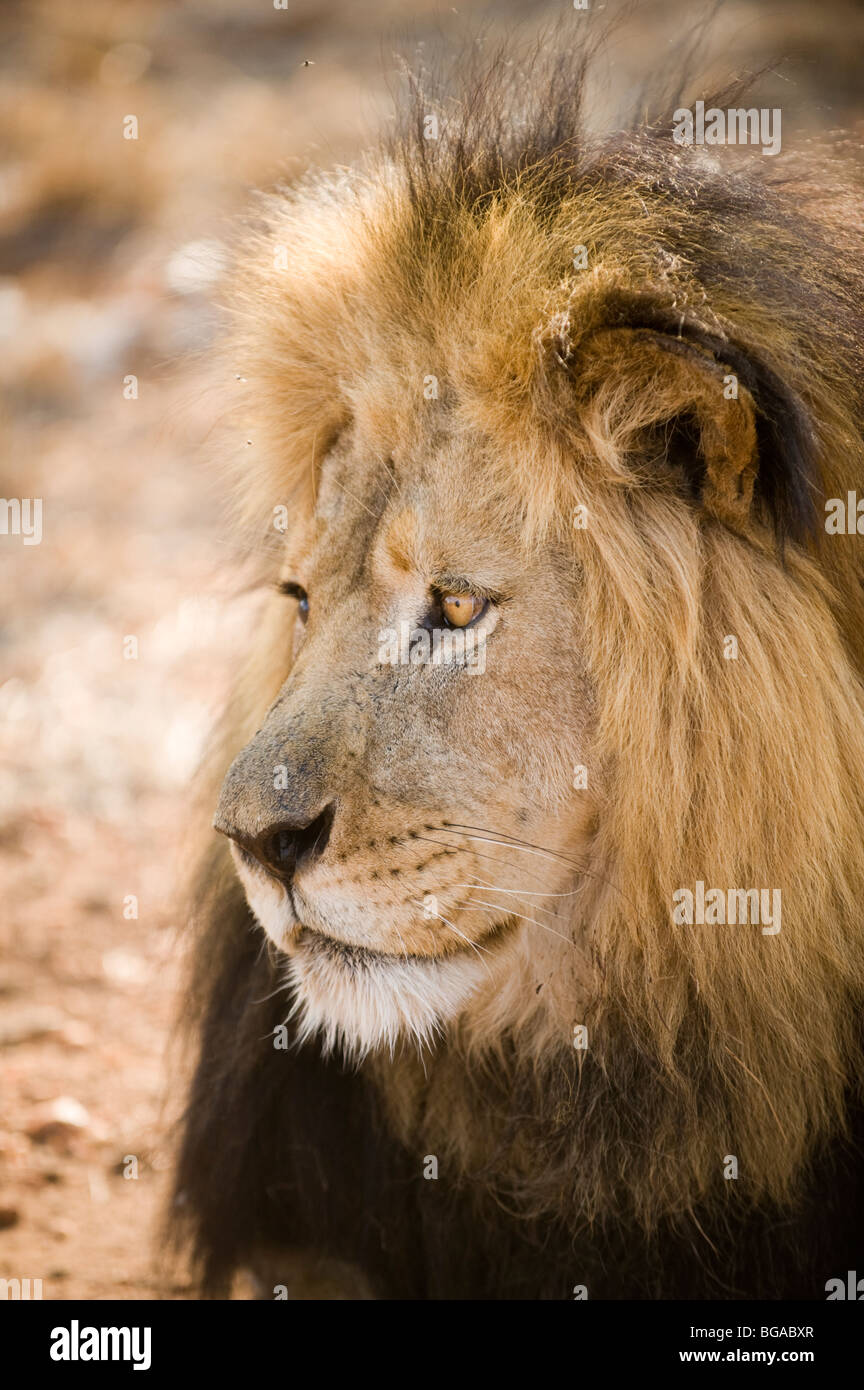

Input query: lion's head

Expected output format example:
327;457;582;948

197;50;864;1236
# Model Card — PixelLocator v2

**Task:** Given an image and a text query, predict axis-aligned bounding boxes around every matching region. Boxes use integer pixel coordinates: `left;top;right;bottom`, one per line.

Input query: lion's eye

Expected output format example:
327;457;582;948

441;593;487;628
277;580;309;623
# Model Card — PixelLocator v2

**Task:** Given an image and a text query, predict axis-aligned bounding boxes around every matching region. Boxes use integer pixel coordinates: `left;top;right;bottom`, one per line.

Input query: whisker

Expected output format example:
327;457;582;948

456;896;581;952
440;824;649;925
382;455;403;496
441;830;579;873
331;476;379;520
310;430;318;510
464;877;585;900
370;471;394;508
409;900;494;977
459;876;561;918
440;821;589;871
412;835;551;885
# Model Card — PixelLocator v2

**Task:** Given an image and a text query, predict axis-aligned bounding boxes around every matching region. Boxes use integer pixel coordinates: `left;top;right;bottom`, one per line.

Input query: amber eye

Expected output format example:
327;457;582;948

441;594;487;628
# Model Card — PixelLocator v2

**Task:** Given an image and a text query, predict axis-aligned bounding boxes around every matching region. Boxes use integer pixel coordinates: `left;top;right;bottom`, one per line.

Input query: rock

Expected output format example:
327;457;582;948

27;1096;92;1148
0;1206;20;1229
0;1006;65;1046
101;949;150;985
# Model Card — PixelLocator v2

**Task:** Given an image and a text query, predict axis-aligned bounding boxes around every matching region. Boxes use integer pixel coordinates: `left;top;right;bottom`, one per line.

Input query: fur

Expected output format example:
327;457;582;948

170;40;864;1298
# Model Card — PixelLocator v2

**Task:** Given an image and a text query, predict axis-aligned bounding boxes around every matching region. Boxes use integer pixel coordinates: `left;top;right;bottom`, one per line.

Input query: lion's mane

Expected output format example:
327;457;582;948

171;42;864;1298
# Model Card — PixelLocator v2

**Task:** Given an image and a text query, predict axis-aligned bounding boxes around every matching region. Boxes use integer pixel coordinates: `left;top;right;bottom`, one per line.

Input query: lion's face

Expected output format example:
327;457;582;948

215;414;599;1053
210;172;808;1061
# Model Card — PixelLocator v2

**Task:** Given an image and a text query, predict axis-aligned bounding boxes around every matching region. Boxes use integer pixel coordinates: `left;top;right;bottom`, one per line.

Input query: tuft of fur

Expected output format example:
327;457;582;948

171;39;864;1297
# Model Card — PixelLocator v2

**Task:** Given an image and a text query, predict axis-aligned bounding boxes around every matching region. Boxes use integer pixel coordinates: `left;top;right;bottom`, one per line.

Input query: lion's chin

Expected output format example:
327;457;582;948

230;843;503;1057
284;927;491;1060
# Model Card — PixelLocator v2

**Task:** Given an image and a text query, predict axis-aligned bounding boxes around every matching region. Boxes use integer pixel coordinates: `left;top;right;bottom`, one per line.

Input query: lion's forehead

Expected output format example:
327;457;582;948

301;423;540;598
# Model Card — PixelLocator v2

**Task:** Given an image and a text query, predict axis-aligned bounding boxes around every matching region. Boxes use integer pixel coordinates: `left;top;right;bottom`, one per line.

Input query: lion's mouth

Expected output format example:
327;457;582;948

290;918;512;968
292;926;411;967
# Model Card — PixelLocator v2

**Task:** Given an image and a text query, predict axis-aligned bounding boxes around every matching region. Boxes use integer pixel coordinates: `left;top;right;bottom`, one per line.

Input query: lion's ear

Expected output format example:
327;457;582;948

585;327;759;531
554;312;819;544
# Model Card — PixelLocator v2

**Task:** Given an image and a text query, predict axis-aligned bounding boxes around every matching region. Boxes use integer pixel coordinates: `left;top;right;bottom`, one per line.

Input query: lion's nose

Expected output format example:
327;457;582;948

217;804;335;883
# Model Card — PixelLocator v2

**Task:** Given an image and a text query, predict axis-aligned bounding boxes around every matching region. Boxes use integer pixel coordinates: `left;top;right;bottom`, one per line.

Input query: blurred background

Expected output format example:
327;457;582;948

0;0;862;1300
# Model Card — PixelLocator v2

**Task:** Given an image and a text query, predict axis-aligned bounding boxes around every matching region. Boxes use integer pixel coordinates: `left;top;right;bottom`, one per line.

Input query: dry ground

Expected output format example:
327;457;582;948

1;0;862;1301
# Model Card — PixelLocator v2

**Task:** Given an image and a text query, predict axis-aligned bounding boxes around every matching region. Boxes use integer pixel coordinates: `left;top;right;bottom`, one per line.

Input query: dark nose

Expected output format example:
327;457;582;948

218;804;335;883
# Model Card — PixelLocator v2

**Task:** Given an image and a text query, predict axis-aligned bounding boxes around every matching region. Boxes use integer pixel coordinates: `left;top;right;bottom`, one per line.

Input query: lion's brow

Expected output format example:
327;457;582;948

432;572;509;601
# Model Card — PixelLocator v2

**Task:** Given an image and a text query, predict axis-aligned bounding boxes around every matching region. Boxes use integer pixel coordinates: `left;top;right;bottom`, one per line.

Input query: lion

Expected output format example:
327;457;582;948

171;45;864;1299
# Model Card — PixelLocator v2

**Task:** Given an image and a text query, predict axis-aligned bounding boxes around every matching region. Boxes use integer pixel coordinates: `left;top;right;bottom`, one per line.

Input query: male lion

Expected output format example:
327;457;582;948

173;48;864;1298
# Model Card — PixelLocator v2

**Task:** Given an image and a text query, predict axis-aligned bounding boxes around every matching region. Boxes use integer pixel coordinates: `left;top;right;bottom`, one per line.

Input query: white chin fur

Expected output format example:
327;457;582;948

285;932;490;1060
230;844;490;1057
